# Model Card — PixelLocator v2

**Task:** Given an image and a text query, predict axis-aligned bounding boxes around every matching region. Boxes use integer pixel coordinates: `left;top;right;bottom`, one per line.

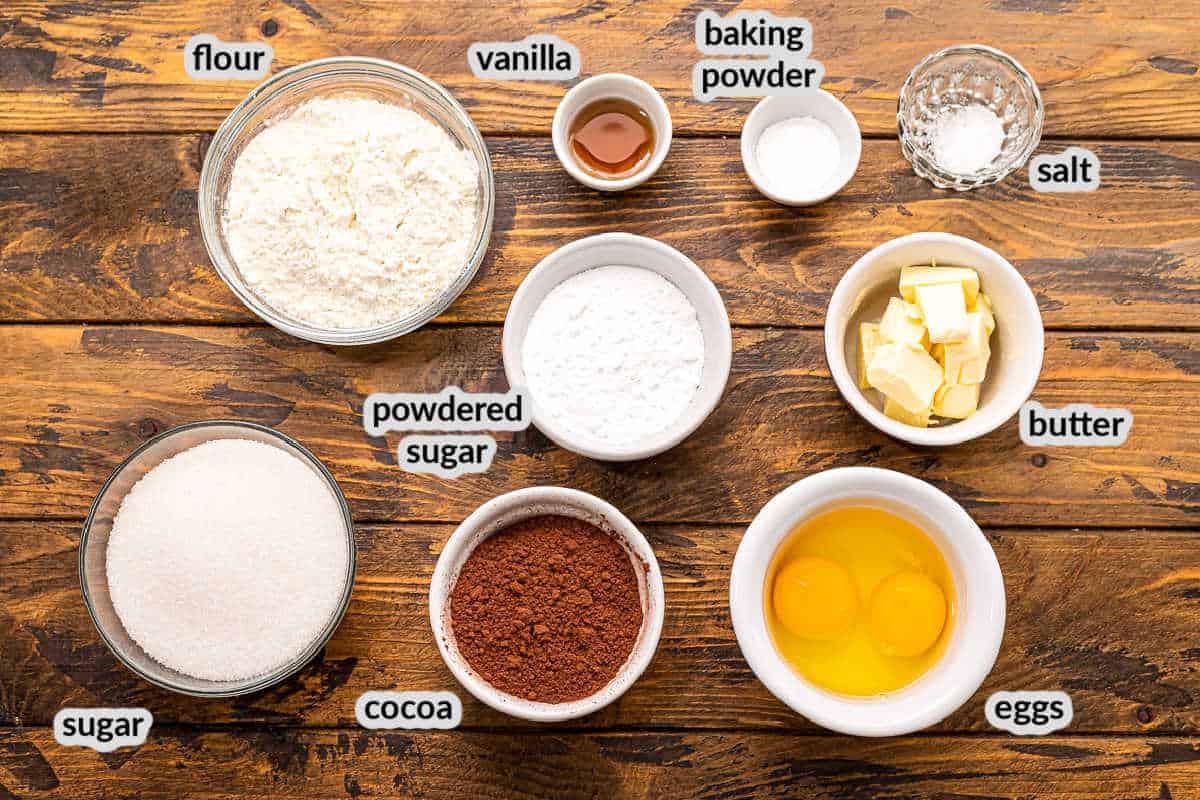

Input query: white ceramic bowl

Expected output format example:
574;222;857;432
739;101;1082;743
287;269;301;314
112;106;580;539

503;233;732;461
429;487;665;722
552;73;673;192
826;232;1043;446
740;90;862;206
730;467;1006;736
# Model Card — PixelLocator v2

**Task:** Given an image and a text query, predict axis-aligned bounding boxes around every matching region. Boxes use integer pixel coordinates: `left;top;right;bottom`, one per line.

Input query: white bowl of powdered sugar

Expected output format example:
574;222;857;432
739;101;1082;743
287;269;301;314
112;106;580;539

199;58;494;345
503;233;732;461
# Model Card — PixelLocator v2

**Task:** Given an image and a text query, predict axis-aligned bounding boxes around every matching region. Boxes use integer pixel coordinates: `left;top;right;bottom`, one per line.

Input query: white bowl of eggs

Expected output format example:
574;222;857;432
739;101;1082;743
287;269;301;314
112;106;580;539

729;467;1005;736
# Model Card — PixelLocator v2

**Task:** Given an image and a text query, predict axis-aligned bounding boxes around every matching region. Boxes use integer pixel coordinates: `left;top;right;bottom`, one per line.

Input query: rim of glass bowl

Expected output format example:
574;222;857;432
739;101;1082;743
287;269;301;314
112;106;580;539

79;419;358;698
198;57;496;345
897;44;1044;190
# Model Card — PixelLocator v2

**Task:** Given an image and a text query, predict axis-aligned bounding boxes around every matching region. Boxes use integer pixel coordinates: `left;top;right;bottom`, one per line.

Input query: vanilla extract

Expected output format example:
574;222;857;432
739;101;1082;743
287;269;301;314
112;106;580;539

568;98;655;179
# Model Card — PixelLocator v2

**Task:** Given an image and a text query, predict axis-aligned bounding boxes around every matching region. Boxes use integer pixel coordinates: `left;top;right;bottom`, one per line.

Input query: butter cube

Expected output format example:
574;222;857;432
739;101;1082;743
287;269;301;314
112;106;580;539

899;265;981;306
944;311;992;385
878;297;928;347
916;282;969;344
885;397;932;427
857;322;883;389
968;292;996;334
865;342;943;414
933;382;980;419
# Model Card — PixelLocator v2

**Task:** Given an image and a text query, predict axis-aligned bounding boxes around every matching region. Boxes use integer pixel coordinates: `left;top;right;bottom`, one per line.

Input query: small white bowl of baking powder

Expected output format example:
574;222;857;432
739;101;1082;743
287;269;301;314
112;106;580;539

740;90;862;206
502;233;732;461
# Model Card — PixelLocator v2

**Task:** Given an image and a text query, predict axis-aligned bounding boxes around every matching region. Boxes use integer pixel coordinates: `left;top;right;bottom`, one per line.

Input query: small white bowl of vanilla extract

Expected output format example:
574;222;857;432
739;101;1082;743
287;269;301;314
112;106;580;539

552;73;673;192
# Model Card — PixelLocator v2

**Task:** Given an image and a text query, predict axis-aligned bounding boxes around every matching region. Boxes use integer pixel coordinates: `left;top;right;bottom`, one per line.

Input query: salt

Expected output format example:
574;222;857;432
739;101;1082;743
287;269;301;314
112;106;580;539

754;116;841;198
931;105;1006;175
522;266;704;448
105;439;349;681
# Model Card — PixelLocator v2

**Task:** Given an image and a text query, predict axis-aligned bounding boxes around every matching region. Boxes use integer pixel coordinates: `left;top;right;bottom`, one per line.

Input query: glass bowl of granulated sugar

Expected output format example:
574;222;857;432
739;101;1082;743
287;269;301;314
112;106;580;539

199;57;495;345
898;45;1043;191
80;420;356;696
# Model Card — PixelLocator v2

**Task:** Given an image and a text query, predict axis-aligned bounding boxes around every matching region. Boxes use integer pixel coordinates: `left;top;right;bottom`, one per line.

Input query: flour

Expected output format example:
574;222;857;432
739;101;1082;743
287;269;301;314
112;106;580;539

105;439;349;681
223;95;480;330
521;266;704;448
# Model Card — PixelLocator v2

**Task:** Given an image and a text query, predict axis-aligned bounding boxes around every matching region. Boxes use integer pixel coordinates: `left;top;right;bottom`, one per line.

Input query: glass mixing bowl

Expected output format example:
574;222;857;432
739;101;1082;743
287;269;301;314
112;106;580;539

898;45;1043;190
198;57;495;345
79;420;357;697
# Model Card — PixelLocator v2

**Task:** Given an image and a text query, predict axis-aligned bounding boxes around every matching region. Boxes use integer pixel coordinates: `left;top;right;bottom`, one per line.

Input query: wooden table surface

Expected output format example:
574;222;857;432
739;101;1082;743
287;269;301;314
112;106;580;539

2;1;1198;797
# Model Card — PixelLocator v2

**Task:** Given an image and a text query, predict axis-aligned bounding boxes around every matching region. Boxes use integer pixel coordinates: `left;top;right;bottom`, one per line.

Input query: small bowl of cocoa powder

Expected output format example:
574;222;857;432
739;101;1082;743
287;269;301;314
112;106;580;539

429;487;664;722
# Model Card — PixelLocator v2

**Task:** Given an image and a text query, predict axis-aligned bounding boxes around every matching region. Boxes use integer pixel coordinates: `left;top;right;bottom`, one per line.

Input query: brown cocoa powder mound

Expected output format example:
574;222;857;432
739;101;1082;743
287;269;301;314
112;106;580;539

448;515;644;704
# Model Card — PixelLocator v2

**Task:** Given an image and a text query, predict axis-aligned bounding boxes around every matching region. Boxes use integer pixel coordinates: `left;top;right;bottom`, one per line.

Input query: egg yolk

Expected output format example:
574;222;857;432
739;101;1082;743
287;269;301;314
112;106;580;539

868;570;947;657
772;556;859;641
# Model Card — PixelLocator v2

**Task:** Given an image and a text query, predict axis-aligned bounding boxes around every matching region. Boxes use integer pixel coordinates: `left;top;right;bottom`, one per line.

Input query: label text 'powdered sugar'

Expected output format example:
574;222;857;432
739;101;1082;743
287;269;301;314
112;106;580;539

398;434;498;479
363;387;531;436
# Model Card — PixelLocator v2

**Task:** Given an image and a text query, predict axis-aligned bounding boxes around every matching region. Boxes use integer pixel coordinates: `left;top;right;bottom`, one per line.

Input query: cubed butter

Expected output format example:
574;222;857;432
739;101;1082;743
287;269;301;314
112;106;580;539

885;397;932;428
968;292;996;334
915;281;969;344
857;322;883;389
899;265;981;306
878;297;928;347
944;311;992;385
933;382;980;419
865;342;943;415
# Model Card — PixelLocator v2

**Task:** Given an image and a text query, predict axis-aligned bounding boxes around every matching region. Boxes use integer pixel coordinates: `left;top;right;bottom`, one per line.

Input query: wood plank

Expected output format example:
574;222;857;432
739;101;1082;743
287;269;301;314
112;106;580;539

3;522;1198;733
0;325;1196;526
2;135;1200;328
1;1;1199;137
2;727;1198;799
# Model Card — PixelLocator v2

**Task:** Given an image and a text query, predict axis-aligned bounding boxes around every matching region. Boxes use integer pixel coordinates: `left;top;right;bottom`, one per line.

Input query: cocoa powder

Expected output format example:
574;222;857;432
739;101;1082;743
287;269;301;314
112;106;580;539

448;515;644;704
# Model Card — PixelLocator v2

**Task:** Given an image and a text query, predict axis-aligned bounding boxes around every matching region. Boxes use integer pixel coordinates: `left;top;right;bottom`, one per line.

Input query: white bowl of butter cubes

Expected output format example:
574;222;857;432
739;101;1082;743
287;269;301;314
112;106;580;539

826;232;1043;446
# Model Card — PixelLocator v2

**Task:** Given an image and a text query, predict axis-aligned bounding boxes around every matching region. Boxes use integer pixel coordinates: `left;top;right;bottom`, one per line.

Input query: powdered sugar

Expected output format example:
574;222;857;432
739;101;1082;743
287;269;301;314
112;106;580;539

223;95;480;330
521;266;704;448
105;439;349;681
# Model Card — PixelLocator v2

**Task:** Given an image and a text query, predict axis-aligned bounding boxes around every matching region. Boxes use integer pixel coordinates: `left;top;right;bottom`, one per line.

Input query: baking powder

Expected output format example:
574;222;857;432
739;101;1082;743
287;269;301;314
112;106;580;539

521;266;704;448
755;115;841;197
931;105;1006;174
223;96;480;330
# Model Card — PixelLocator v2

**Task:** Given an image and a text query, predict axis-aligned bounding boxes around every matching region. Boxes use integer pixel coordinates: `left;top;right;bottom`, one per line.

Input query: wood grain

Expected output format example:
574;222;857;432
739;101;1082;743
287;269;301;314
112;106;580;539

0;325;1195;526
2;522;1198;733
1;1;1199;137
2;136;1199;328
2;727;1198;799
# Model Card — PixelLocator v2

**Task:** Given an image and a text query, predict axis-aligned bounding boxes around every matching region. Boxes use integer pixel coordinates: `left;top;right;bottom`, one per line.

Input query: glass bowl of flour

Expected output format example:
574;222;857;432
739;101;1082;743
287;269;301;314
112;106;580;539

80;420;357;696
200;57;495;345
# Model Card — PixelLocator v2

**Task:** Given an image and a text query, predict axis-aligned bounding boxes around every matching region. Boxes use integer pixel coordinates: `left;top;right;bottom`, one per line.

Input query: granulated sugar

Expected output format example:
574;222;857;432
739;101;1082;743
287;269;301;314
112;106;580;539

223;95;480;330
105;439;349;681
522;266;704;448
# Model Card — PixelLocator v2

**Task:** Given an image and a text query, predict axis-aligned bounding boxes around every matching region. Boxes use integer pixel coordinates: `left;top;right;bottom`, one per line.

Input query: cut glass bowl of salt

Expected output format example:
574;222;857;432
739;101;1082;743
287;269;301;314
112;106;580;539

898;44;1043;191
